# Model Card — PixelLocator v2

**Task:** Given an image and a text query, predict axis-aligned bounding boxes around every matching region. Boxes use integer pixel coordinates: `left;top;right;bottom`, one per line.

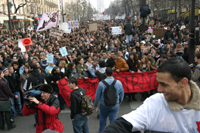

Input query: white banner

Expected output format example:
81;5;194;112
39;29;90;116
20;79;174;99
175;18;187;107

36;10;59;32
112;26;122;35
115;14;126;20
59;23;71;33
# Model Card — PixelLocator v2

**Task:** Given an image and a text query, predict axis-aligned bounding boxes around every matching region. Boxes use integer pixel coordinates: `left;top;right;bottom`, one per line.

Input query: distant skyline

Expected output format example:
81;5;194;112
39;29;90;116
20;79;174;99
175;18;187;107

89;0;113;11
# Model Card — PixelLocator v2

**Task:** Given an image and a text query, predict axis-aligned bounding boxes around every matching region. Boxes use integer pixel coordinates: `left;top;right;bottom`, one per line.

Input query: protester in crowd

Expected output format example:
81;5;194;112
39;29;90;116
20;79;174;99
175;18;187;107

4;65;22;117
106;51;115;68
58;60;68;75
164;25;174;42
112;52;129;72
39;52;48;69
102;57;200;133
88;59;100;79
68;76;89;133
124;18;133;43
22;84;64;133
191;52;200;88
94;67;124;133
0;71;18;130
48;67;65;109
20;65;30;94
155;54;168;68
65;62;79;79
76;57;89;79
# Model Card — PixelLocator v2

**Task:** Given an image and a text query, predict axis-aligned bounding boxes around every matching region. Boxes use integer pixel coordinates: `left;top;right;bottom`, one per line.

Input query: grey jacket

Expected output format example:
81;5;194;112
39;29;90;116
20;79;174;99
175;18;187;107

191;63;200;88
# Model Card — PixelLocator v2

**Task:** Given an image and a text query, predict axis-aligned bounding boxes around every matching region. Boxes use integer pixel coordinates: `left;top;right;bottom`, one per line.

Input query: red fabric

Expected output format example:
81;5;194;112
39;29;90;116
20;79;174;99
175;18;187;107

58;71;158;107
22;102;64;133
58;78;99;107
35;17;40;20
21;38;33;47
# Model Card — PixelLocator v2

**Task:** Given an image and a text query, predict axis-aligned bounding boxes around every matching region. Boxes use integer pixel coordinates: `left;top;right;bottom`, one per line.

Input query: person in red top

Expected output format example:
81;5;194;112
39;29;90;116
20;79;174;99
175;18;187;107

22;84;64;133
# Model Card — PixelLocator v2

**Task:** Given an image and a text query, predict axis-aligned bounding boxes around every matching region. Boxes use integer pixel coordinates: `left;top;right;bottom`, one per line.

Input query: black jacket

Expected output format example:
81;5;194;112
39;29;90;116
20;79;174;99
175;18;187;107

5;73;21;93
164;30;174;41
48;72;64;92
102;117;133;133
126;60;137;72
26;69;46;91
106;57;115;68
70;87;86;119
124;23;132;35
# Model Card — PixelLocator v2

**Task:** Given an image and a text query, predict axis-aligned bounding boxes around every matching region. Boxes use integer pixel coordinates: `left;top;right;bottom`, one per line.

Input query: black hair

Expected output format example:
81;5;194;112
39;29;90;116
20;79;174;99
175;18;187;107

99;60;106;68
12;61;19;65
157;57;191;83
106;67;113;76
29;63;37;69
68;76;78;85
68;62;75;71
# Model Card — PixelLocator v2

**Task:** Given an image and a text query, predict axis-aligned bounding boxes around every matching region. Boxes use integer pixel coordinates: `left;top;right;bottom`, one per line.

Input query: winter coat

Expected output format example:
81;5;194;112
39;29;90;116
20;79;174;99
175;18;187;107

114;57;129;72
5;73;21;93
164;30;174;41
191;63;200;88
48;72;64;92
26;69;46;91
20;72;30;91
76;64;88;78
22;95;64;133
124;23;132;35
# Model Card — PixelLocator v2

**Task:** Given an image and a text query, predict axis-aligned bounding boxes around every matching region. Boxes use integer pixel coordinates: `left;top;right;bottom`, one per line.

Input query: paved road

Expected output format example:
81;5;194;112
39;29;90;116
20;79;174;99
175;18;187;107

2;94;143;133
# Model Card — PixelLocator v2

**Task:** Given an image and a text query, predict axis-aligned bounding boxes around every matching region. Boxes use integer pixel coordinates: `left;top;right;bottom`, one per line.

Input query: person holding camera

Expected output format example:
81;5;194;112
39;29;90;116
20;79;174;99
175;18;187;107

22;84;64;133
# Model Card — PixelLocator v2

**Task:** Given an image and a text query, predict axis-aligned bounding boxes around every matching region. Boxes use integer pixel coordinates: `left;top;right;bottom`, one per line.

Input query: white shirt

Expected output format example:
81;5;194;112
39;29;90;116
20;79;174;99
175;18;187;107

122;93;200;133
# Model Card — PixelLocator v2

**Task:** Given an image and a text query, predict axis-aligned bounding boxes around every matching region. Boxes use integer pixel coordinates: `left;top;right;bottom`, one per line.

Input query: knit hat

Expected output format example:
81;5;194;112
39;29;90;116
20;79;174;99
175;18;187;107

39;84;53;94
2;67;8;73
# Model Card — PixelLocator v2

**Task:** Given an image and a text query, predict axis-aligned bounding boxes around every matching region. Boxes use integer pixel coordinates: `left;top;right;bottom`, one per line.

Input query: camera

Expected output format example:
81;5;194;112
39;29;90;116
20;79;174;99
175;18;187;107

24;84;43;108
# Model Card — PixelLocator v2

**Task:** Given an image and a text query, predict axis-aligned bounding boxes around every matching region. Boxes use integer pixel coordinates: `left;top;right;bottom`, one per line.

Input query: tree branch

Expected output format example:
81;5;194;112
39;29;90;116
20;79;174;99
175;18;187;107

14;0;27;14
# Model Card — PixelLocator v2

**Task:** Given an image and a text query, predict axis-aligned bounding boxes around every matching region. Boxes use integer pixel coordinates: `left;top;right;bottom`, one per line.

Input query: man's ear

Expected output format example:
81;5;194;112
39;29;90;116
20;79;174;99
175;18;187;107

179;77;188;88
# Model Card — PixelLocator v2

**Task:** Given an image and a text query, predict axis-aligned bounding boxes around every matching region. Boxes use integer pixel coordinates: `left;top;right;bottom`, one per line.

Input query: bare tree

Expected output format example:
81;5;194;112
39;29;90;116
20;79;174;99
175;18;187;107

12;0;27;14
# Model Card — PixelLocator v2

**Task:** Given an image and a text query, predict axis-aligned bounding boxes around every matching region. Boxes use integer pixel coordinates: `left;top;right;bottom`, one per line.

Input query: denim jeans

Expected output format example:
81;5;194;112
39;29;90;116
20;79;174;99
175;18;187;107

126;35;133;43
11;92;22;116
72;114;89;133
99;104;119;132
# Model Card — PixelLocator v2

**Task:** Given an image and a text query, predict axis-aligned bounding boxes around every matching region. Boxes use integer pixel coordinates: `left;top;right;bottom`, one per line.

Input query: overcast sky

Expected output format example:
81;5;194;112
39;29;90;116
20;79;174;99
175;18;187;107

89;0;113;10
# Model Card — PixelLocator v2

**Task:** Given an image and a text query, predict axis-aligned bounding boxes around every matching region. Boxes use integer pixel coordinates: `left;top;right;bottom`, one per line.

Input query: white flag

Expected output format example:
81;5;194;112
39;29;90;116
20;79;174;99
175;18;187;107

36;10;59;32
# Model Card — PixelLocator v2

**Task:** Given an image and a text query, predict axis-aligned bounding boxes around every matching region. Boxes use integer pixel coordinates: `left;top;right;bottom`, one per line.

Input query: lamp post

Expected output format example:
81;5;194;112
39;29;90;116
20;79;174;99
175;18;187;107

188;0;195;64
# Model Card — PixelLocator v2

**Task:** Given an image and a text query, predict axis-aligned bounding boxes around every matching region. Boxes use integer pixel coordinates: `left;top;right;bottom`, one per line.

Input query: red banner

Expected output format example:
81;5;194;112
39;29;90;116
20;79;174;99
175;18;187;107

58;70;158;106
113;70;158;93
58;78;99;106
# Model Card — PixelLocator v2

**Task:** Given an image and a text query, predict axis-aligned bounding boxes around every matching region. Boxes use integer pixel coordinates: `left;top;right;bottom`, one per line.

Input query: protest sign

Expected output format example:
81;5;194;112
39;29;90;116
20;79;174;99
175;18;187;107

153;28;166;39
49;28;64;39
89;23;98;31
59;22;71;33
59;47;68;56
58;70;158;106
47;54;54;63
112;26;122;35
147;27;153;33
68;20;79;29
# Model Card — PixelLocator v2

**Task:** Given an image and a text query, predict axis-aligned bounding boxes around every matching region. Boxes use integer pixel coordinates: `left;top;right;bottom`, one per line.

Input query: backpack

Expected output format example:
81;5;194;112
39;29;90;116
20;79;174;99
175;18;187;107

102;79;117;106
76;89;94;116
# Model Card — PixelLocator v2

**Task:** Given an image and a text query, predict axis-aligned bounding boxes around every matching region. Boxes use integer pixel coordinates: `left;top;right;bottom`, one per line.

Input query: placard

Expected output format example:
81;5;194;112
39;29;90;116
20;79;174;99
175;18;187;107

59;22;71;33
153;28;166;39
89;23;98;31
47;54;54;63
49;28;64;39
112;26;122;35
59;47;68;56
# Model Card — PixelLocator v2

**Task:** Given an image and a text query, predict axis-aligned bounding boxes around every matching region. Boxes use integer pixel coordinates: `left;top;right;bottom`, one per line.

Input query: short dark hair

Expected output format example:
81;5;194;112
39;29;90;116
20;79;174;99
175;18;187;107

12;61;19;65
99;60;106;68
157;57;191;83
29;63;37;69
68;76;78;85
106;67;113;76
114;52;119;56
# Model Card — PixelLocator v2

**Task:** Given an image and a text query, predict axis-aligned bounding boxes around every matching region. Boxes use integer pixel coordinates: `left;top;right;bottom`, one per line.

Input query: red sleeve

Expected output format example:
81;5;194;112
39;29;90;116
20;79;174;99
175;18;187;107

22;104;36;116
36;101;60;115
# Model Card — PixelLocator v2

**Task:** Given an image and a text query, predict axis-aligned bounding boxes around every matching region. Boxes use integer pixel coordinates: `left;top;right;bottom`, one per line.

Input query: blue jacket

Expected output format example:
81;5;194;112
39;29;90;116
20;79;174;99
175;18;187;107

94;77;124;106
88;64;99;78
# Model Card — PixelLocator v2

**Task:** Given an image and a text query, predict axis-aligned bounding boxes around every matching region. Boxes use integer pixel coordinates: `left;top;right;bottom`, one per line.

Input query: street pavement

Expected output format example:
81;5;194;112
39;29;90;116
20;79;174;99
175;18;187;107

2;94;143;133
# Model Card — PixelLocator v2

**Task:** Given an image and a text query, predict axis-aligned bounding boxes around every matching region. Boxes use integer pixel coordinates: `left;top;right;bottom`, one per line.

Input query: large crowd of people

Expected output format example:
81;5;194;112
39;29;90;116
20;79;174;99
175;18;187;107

0;15;200;133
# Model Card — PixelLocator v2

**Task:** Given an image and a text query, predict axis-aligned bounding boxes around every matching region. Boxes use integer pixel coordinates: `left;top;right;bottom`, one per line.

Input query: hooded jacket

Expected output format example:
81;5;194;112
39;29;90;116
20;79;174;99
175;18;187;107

22;95;64;133
26;69;46;91
5;73;21;93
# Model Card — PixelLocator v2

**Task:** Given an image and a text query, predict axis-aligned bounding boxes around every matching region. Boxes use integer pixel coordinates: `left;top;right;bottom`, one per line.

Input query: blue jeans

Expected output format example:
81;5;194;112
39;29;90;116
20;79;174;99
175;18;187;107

126;35;133;43
72;114;89;133
11;92;22;116
99;104;119;132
